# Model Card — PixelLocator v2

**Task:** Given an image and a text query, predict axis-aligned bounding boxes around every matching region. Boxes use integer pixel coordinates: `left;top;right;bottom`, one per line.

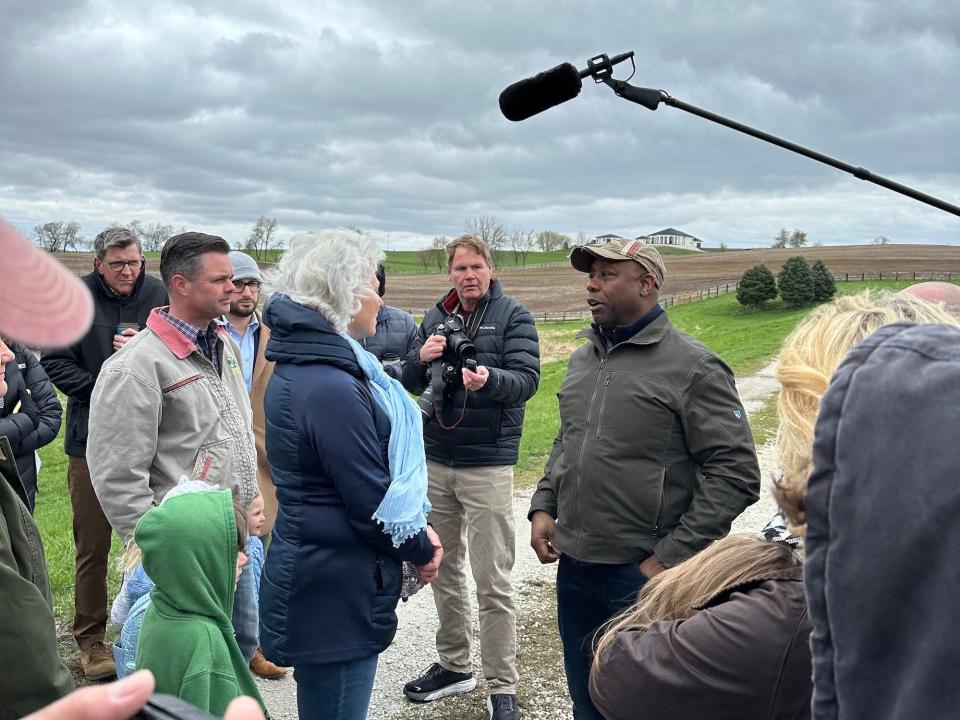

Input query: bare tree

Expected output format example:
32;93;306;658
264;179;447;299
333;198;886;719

431;236;448;271
536;230;571;252
128;220;174;252
788;229;808;248
465;215;506;265
873;235;891;245
576;231;590;248
508;228;537;265
417;246;434;271
772;228;790;249
244;216;281;260
33;221;82;252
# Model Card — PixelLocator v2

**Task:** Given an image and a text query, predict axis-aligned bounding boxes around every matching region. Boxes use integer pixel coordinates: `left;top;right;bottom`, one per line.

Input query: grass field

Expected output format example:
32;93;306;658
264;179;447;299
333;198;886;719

142;245;699;274
32;278;937;623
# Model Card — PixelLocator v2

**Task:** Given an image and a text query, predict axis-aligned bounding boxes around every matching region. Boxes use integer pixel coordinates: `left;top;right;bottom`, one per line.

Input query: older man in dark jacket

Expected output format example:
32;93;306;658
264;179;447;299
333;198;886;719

41;226;167;681
401;236;539;720
529;239;760;720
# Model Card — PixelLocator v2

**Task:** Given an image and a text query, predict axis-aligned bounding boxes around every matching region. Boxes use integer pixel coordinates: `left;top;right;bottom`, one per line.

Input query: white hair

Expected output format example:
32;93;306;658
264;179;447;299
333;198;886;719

264;229;383;333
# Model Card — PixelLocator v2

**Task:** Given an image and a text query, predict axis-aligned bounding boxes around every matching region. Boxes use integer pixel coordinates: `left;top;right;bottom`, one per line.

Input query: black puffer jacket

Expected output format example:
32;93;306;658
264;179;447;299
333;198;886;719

0;342;62;510
362;305;417;380
806;322;960;720
402;279;540;467
40;268;167;456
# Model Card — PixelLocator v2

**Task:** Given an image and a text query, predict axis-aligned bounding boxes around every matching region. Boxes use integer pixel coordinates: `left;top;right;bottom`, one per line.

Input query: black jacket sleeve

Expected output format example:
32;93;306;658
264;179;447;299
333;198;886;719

479;303;540;405
8;346;62;454
40;342;96;402
401;320;432;395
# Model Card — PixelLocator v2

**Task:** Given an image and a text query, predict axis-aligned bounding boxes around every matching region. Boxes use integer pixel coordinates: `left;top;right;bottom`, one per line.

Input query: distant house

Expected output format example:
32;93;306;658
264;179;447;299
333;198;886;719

593;229;702;250
645;228;702;250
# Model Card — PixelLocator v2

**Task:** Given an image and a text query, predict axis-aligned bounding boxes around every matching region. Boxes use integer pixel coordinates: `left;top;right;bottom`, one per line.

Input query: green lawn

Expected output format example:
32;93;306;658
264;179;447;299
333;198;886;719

32;278;940;620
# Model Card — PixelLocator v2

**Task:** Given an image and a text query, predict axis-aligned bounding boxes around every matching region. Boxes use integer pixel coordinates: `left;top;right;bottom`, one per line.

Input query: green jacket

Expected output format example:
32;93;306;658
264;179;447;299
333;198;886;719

529;313;760;567
0;446;74;719
135;490;265;716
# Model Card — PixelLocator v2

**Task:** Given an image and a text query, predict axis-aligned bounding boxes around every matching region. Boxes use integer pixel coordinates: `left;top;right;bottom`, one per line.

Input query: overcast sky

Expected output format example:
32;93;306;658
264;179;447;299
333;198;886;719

2;0;958;250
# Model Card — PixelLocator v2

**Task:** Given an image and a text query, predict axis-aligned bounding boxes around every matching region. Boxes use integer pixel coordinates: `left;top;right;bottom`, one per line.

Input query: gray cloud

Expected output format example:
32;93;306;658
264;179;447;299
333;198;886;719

1;0;957;249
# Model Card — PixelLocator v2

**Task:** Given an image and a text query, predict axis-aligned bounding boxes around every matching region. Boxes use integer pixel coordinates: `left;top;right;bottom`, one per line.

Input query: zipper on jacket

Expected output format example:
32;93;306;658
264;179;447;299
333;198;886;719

593;376;612;439
573;356;606;553
652;467;667;536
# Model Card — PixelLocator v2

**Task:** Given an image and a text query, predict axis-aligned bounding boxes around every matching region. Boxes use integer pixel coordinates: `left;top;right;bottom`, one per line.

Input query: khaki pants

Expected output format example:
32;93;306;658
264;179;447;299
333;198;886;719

427;461;517;694
68;455;113;649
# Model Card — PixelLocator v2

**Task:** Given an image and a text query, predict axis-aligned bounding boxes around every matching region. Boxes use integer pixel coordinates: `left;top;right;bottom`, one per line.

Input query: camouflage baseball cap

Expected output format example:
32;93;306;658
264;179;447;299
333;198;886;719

569;239;666;288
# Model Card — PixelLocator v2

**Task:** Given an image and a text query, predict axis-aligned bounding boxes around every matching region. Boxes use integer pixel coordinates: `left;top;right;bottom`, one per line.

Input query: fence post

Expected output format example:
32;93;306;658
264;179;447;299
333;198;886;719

845;273;849;281
895;272;899;281
913;271;916;280
861;272;865;281
879;272;882;280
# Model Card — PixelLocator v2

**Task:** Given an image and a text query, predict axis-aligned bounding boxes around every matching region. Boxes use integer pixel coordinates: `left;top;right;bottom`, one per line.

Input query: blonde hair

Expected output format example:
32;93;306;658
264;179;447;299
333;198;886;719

775;290;959;534
446;235;493;269
119;539;142;573
593;535;800;664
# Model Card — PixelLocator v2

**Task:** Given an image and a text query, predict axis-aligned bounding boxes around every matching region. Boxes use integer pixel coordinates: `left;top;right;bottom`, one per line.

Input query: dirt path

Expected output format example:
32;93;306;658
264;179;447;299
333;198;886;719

255;361;783;719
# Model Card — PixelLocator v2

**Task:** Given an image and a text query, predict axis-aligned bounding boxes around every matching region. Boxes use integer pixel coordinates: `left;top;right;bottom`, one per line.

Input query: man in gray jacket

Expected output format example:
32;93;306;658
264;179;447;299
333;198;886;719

528;239;760;720
87;232;259;540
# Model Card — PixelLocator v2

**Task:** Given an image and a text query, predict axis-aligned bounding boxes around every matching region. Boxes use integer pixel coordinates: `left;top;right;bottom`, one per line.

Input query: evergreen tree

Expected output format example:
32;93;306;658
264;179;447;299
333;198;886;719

736;264;778;308
810;259;837;302
778;256;815;307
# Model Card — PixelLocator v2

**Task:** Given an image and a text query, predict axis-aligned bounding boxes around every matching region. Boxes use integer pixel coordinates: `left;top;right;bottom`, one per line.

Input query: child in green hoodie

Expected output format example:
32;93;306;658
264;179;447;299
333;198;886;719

135;488;266;716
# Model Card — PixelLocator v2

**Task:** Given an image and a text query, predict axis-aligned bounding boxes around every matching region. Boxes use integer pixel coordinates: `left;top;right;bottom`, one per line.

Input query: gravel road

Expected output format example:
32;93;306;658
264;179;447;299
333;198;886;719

256;362;782;719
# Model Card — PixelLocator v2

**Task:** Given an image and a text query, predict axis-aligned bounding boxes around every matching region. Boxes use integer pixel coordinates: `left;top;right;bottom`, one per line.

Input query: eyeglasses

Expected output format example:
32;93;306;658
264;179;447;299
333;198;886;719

232;280;262;293
105;259;144;272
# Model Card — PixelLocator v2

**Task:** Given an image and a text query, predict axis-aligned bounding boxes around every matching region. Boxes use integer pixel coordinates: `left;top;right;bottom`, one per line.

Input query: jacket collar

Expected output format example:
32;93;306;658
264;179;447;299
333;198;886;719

146;306;227;360
577;309;672;350
693;565;803;611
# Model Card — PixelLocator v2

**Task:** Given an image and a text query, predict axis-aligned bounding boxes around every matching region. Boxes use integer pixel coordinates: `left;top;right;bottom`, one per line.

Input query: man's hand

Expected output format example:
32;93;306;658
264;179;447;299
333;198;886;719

530;510;560;564
417;525;444;584
22;670;266;720
462;365;489;392
112;328;137;352
419;334;446;365
638;554;666;579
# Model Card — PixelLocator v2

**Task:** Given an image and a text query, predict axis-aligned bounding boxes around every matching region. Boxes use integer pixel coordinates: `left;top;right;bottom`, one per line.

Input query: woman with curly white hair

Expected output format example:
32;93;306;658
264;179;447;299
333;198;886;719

257;230;442;720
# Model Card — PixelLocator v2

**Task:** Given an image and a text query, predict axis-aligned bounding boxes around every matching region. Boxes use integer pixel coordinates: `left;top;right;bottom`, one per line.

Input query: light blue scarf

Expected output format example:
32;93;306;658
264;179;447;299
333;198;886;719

342;333;431;547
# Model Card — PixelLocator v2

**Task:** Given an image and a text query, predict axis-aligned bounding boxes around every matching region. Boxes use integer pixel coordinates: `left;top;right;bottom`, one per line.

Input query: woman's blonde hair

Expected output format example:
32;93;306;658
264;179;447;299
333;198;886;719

593;535;800;664
775;289;959;534
119;539;142;573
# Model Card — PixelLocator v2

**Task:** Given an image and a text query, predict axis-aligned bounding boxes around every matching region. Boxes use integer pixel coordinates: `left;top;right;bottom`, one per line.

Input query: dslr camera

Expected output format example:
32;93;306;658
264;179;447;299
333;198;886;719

418;315;479;426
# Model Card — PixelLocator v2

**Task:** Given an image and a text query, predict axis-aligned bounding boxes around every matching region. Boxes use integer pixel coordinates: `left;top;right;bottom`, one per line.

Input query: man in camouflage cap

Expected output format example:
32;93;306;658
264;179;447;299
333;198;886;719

528;239;760;719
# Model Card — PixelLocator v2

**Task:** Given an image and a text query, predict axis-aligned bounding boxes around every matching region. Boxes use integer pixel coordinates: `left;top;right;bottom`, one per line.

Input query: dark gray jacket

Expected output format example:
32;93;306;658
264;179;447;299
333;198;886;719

529;312;760;567
806;322;960;720
362;305;417;380
41;268;167;456
402;279;539;467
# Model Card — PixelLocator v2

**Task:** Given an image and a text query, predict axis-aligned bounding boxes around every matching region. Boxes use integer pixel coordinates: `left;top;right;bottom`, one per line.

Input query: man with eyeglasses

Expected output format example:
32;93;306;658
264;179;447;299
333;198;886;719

222;250;286;680
41;226;167;681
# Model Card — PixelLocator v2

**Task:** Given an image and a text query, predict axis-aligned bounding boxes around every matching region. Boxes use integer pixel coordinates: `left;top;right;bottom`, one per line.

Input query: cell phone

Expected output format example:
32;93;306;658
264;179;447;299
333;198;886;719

116;322;140;335
131;693;220;720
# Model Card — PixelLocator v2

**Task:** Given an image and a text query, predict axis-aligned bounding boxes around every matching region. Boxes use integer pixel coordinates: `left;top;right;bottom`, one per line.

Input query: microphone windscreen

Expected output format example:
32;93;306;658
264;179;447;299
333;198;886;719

499;63;582;122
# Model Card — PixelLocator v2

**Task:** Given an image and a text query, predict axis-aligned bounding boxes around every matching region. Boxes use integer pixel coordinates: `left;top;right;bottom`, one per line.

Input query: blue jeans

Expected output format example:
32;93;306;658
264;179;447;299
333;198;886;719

556;554;648;720
295;655;379;720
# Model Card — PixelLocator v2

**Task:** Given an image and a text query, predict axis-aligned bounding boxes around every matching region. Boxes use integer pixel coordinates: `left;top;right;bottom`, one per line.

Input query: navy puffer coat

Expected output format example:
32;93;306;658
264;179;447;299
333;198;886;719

258;294;434;666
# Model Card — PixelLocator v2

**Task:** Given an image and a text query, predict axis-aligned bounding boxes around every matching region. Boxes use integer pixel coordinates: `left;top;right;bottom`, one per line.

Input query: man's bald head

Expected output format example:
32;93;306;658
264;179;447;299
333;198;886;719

899;282;960;314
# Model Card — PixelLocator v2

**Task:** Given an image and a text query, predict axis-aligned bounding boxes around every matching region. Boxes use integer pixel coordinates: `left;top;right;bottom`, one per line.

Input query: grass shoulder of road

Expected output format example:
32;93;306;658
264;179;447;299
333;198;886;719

34;278;935;622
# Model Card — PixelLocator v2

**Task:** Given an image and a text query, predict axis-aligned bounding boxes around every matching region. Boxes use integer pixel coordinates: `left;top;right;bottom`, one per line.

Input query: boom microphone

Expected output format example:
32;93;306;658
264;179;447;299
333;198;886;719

499;63;582;122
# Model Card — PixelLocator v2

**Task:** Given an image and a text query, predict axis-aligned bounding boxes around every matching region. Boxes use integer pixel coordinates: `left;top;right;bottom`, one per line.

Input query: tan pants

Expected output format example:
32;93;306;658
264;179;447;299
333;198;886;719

427;461;517;694
68;455;113;649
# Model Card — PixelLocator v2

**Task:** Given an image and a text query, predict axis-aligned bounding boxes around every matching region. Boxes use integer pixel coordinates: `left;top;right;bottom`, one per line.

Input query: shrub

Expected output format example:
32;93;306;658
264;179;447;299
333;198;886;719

737;264;778;308
810;259;837;302
778;256;815;307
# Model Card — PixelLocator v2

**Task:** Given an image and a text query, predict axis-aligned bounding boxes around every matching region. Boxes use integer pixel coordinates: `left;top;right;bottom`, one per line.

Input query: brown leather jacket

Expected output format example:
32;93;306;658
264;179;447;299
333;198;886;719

589;567;811;720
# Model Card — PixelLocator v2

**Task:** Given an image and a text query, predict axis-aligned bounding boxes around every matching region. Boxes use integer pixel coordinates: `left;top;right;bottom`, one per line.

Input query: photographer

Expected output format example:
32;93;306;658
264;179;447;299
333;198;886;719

401;235;539;720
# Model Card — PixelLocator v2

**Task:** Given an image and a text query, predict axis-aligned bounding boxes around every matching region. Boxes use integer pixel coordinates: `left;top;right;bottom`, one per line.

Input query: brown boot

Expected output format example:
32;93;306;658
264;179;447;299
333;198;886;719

80;641;116;681
250;647;287;679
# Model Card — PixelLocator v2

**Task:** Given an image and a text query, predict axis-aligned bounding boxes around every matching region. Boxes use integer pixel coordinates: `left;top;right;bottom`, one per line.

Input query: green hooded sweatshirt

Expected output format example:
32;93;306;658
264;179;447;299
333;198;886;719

135;489;265;716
